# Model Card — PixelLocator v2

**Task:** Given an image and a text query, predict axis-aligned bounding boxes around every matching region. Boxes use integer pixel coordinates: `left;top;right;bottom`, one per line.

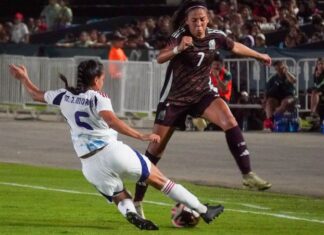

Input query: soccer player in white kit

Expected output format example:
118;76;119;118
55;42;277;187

9;60;224;230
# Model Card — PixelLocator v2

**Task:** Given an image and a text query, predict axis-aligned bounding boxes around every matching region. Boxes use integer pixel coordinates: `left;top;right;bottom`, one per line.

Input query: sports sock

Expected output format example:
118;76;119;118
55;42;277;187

161;180;207;214
117;198;137;217
225;126;251;174
134;151;161;202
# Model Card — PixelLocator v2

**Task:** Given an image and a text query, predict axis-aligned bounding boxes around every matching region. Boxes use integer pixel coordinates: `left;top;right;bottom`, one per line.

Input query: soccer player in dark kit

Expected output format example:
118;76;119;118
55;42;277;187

134;0;272;218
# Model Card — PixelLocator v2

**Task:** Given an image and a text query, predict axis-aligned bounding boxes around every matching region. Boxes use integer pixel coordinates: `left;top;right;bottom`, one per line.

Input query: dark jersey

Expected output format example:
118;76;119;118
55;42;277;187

159;26;234;106
266;73;295;100
314;71;324;92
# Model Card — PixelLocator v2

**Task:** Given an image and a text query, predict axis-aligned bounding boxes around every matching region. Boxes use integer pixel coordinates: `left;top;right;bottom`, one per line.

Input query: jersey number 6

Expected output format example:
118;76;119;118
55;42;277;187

75;111;93;130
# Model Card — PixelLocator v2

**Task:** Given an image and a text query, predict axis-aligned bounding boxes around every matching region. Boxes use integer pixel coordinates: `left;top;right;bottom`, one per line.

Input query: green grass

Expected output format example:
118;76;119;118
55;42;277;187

0;163;323;235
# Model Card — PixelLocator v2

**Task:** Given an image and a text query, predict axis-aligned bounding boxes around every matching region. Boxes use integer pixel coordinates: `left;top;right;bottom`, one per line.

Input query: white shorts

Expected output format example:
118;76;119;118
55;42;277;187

80;141;152;201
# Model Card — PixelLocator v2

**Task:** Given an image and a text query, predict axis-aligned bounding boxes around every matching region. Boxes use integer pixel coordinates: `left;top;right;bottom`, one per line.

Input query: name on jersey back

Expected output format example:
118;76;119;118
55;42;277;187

64;95;94;106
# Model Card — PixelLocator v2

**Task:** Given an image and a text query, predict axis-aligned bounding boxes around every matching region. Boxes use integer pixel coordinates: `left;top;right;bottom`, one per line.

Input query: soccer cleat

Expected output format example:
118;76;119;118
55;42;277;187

134;201;145;219
243;172;272;191
200;204;224;224
126;212;159;230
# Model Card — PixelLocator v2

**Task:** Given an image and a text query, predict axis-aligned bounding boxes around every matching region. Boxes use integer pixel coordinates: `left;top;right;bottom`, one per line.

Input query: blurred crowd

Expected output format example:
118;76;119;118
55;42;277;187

0;0;323;49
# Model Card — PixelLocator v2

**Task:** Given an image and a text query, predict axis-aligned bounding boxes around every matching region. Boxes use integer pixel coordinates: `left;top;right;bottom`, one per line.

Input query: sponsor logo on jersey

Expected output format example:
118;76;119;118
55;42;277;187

209;39;216;50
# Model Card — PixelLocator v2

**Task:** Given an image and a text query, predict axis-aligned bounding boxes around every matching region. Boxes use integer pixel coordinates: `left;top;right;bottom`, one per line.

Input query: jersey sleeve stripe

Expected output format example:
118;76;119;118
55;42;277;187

53;91;66;105
171;27;185;38
207;28;226;37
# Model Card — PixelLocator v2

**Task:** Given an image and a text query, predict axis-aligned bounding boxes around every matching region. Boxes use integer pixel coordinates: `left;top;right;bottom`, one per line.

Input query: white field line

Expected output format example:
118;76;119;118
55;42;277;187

1;181;324;225
209;199;270;210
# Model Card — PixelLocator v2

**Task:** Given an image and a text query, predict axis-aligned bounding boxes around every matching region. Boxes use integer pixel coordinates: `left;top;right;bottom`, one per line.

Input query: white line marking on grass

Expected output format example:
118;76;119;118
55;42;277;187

226;209;324;224
0;182;101;197
209;199;270;210
1;182;324;225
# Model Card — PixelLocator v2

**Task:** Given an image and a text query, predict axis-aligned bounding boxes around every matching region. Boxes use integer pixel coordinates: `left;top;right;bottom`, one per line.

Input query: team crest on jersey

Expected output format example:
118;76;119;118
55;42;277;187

209;40;216;50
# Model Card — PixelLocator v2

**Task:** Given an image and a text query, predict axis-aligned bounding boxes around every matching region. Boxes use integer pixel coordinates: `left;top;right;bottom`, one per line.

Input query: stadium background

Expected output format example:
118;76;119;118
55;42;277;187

0;1;324;234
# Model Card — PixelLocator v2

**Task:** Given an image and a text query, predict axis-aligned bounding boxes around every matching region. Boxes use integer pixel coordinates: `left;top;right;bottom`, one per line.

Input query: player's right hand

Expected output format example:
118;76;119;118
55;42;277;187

178;36;194;52
9;64;29;81
140;133;161;143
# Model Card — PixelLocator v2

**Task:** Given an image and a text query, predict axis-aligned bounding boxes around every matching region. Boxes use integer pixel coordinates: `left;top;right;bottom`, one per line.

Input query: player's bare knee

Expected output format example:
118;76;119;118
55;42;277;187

146;165;167;190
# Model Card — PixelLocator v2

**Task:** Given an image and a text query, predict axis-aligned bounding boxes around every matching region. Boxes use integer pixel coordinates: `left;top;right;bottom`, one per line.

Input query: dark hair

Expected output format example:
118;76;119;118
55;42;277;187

213;51;223;63
59;59;103;95
171;0;208;30
273;60;283;67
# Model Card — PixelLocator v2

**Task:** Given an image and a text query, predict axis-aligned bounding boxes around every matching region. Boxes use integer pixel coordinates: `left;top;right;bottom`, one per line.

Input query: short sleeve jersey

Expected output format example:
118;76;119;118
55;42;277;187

159;26;234;106
314;71;324;91
266;73;295;99
44;89;118;157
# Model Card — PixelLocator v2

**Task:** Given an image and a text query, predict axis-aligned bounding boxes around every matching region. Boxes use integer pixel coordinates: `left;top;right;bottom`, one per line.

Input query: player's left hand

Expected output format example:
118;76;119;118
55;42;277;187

258;54;272;66
140;133;161;143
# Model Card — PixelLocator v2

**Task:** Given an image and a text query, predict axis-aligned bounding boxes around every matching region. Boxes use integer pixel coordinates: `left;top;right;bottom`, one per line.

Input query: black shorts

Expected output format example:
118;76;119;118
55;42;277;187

154;92;219;129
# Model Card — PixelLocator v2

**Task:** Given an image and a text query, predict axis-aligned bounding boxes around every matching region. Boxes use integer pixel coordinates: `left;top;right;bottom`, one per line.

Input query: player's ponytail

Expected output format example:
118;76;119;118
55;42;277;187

171;0;207;30
59;59;103;95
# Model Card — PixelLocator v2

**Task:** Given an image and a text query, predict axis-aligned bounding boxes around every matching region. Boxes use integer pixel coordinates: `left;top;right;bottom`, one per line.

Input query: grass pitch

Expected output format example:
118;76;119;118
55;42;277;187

0;163;323;235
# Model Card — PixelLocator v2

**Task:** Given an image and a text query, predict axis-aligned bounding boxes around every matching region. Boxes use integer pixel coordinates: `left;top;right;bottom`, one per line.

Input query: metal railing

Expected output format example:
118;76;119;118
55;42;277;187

0;55;317;116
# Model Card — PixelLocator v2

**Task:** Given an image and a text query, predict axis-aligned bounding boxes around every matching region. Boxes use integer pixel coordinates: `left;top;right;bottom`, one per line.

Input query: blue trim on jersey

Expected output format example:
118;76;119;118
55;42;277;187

94;96;98;108
133;149;150;182
53;91;66;105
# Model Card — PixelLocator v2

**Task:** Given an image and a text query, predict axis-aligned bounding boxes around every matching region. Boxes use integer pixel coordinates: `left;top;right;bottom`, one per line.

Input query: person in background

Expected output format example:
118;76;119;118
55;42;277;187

56;31;93;47
310;58;324;119
263;61;296;130
255;33;267;48
108;32;128;79
209;53;232;103
57;0;73;29
40;0;61;31
0;23;10;43
11;12;29;44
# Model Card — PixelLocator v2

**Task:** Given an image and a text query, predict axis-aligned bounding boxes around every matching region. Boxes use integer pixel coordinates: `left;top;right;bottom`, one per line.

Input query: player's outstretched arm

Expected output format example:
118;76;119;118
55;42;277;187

231;42;272;66
8;64;45;102
99;110;160;143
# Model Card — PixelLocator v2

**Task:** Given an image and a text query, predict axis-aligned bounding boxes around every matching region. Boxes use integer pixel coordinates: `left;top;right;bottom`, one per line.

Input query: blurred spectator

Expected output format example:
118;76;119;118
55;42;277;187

56;31;93;47
252;0;277;23
57;0;73;29
216;0;231;17
89;29;98;44
154;16;171;37
56;32;74;44
34;17;48;33
40;0;61;31
108;32;128;79
239;5;253;22
285;0;299;16
255;33;267;47
93;32;109;47
0;23;10;43
11;12;29;44
263;61;296;129
27;18;36;33
209;52;232;102
310;58;324;118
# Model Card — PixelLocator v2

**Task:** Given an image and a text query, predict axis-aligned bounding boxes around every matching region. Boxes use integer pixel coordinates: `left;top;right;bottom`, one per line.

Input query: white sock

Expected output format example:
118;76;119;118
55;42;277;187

117;198;137;217
161;180;207;214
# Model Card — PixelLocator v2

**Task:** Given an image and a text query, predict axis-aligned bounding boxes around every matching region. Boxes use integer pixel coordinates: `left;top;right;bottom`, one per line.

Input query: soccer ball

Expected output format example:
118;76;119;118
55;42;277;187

171;203;200;228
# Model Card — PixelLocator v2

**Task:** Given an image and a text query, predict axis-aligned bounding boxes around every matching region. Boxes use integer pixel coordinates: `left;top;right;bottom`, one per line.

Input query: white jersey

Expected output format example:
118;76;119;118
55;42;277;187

44;88;118;157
